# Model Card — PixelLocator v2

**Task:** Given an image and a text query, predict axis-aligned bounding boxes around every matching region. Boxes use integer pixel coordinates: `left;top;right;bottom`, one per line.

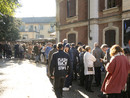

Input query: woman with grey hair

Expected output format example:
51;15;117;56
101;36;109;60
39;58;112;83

84;46;96;92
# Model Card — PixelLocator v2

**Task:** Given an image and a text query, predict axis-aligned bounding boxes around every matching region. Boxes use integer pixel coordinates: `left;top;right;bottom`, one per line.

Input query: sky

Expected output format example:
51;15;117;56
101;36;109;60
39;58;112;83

15;0;56;17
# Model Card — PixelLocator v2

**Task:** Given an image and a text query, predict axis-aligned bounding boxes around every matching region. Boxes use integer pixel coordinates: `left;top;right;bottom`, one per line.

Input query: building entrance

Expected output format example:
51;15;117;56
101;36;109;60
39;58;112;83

68;33;76;44
105;30;116;47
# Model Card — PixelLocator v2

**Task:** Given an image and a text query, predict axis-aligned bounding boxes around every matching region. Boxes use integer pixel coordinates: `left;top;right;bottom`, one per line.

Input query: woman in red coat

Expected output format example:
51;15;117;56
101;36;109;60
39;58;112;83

101;45;130;98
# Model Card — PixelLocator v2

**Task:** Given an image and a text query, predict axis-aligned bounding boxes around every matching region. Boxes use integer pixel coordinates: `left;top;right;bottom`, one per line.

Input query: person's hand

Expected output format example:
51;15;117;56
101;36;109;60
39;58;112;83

66;75;68;78
51;76;54;79
100;58;103;62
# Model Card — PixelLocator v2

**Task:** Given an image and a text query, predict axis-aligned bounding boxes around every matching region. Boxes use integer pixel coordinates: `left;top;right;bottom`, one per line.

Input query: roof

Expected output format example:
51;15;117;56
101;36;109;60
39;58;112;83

21;17;56;23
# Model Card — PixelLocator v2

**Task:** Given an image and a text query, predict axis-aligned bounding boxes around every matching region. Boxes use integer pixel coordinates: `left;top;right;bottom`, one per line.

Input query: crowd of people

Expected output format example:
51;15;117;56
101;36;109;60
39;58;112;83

0;39;130;98
0;41;52;63
48;39;130;98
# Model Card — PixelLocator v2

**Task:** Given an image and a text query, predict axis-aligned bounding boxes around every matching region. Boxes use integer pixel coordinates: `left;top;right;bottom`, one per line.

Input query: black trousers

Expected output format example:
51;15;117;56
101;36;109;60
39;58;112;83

15;51;19;58
106;93;122;98
85;75;93;90
73;63;77;80
95;67;101;86
79;64;85;86
54;76;65;98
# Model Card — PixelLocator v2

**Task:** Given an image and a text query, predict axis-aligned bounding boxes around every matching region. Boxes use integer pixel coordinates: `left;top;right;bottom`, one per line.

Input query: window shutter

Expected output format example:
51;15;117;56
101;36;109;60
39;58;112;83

99;0;105;11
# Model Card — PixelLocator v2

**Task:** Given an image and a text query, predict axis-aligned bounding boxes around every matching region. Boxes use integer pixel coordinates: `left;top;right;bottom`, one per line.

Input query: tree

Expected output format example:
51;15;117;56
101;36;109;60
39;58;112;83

0;0;21;41
0;15;22;41
0;0;21;17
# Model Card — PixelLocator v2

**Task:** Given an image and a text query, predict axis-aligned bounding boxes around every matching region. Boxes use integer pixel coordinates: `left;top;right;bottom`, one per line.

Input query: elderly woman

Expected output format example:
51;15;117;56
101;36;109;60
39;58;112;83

101;45;130;98
84;46;96;92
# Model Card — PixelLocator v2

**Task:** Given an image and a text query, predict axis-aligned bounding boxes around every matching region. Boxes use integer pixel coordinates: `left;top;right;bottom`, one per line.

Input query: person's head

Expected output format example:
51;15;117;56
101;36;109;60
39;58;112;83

77;46;82;53
36;43;39;46
77;42;82;46
85;46;91;52
53;44;57;49
47;42;52;47
57;42;63;50
94;42;99;47
71;43;75;48
62;39;68;44
82;45;86;52
101;44;108;53
64;43;70;52
110;45;124;57
124;48;130;56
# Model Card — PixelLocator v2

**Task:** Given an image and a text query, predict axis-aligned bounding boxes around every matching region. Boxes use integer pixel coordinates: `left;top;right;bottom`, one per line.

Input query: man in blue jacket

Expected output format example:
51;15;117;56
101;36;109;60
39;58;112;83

50;42;71;98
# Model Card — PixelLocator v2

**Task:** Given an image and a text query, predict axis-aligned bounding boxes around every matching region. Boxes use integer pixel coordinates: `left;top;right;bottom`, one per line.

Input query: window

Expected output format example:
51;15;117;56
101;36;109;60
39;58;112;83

67;0;76;18
48;24;55;33
36;35;39;39
40;35;44;38
25;26;28;31
35;26;37;32
105;30;116;47
29;25;33;32
124;20;130;46
40;25;44;30
68;33;76;43
107;0;116;9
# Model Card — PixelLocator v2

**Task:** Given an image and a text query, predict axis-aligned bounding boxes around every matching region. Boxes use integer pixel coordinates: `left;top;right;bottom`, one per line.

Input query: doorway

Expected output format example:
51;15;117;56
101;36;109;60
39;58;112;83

105;30;116;47
68;33;76;44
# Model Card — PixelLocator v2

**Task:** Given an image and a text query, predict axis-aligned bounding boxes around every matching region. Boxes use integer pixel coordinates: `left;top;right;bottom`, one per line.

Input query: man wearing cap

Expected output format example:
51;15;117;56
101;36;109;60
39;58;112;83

100;44;108;54
50;42;71;98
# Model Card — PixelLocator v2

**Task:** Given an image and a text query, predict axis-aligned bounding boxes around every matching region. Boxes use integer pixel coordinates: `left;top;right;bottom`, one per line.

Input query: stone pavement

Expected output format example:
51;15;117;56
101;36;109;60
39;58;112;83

0;59;103;98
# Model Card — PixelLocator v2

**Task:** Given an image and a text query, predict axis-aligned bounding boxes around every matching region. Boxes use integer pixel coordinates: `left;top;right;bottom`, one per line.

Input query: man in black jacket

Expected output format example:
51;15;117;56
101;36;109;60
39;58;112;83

50;43;71;98
14;42;19;58
70;43;80;80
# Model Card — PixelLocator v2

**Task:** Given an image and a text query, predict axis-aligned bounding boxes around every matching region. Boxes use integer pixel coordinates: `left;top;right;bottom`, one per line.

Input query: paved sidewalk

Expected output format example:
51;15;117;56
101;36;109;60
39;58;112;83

0;59;56;98
0;59;102;98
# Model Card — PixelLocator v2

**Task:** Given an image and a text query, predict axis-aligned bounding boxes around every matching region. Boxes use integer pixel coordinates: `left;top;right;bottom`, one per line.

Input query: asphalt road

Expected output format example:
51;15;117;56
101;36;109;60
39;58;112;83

0;59;103;98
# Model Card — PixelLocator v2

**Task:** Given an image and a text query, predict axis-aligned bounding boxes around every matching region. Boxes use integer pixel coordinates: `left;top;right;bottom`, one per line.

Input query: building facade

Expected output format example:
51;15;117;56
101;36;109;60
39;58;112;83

19;17;56;41
56;0;130;48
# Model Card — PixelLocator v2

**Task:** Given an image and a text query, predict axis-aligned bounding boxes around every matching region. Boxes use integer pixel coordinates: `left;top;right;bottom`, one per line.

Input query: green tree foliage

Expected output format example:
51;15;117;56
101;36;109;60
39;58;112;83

0;0;21;41
0;0;21;17
0;15;21;41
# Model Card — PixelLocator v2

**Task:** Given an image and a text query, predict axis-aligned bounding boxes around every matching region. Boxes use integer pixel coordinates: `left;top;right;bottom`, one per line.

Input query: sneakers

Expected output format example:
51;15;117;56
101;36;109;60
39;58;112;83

63;87;69;91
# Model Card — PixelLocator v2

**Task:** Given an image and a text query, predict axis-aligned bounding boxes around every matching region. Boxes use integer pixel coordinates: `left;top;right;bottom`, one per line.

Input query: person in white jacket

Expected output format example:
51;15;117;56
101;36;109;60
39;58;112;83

84;46;96;92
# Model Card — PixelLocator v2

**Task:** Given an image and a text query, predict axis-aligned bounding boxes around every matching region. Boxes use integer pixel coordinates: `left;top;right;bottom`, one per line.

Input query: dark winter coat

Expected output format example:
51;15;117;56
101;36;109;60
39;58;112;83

50;50;71;78
92;46;104;67
70;47;80;64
